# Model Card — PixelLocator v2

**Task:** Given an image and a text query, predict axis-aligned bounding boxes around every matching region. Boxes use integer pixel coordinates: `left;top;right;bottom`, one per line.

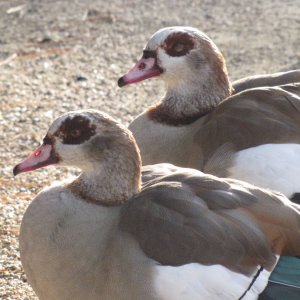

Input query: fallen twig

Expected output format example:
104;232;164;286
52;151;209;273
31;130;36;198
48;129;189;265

0;54;18;66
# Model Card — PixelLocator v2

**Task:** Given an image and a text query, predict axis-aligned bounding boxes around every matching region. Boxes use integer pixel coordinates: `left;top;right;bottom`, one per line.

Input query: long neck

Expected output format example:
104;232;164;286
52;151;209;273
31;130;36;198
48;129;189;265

149;48;233;125
69;142;142;207
164;82;223;117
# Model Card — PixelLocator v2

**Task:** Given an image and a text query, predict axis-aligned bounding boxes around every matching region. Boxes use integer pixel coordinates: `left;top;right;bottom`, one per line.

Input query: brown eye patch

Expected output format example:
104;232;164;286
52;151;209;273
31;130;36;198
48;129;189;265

163;32;195;57
57;116;96;145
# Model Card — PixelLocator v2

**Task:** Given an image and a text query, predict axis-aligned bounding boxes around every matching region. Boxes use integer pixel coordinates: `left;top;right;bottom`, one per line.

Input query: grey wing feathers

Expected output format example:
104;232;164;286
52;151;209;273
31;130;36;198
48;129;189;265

232;70;300;94
192;83;300;170
120;169;277;275
141;164;182;186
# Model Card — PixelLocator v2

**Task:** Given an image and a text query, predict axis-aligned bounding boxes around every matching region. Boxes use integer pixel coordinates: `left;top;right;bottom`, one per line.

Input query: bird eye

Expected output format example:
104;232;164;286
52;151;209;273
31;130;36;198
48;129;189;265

70;129;81;138
59;115;96;145
173;42;184;52
164;33;195;57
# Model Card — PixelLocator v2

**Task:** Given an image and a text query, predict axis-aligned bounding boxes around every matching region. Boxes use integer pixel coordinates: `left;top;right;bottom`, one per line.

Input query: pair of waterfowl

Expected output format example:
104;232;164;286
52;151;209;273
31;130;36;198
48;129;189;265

14;27;300;299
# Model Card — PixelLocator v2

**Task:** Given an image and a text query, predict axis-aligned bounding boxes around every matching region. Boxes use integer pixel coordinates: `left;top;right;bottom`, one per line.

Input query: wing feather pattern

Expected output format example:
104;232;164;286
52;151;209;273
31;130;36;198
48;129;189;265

119;166;300;275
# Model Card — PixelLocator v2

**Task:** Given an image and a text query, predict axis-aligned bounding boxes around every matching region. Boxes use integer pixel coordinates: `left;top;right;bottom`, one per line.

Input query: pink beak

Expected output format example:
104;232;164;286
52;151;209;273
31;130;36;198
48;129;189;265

118;56;162;87
13;144;59;176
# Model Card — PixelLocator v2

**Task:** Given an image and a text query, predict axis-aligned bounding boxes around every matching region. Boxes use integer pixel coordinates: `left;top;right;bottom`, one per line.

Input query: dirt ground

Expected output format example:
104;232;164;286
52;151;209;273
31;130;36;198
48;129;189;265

0;0;299;299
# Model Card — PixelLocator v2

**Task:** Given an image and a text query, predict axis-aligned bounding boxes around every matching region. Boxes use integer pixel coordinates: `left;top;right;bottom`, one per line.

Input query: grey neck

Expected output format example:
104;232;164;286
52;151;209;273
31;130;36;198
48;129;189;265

69;157;141;207
160;72;232;120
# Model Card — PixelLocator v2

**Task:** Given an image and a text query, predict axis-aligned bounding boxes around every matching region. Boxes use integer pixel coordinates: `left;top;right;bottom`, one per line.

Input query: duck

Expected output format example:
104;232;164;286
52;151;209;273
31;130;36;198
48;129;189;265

118;26;300;202
13;109;300;300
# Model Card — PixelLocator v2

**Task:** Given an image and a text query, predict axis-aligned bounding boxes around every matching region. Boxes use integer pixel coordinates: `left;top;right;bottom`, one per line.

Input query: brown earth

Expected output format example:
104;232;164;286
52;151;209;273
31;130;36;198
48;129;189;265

0;0;300;299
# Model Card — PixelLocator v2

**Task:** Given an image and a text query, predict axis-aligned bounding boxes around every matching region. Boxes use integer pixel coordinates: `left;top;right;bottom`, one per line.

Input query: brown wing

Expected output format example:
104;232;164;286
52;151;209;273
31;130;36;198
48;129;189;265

120;167;300;275
141;163;181;187
232;70;300;94
192;83;300;172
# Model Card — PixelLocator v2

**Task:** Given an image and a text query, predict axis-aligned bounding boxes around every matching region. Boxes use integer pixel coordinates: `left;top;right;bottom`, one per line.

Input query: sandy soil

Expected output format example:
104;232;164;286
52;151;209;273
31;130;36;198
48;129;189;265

1;0;300;299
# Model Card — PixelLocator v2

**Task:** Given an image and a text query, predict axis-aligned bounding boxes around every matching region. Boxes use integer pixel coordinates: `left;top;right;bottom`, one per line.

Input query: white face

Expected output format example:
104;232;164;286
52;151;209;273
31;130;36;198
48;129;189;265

118;26;218;89
144;27;210;86
156;49;193;85
53;139;89;169
13;111;98;175
14;110;132;176
118;27;224;94
47;111;99;170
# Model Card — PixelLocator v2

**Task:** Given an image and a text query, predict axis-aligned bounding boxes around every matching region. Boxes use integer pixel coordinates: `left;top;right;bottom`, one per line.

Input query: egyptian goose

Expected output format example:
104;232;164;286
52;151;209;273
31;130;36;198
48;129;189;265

14;110;300;300
118;27;300;202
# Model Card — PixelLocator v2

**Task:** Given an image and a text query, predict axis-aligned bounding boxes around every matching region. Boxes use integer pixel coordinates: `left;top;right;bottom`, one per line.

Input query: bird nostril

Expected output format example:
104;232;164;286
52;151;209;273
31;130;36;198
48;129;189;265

138;62;146;70
34;150;42;157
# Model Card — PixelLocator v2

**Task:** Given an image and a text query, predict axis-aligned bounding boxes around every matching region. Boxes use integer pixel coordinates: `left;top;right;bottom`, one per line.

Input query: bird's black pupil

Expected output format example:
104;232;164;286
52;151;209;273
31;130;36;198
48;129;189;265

71;129;81;137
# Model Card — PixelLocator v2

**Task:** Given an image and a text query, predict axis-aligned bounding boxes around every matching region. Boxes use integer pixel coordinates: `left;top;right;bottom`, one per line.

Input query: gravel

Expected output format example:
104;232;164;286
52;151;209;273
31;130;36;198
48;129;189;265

1;0;300;299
